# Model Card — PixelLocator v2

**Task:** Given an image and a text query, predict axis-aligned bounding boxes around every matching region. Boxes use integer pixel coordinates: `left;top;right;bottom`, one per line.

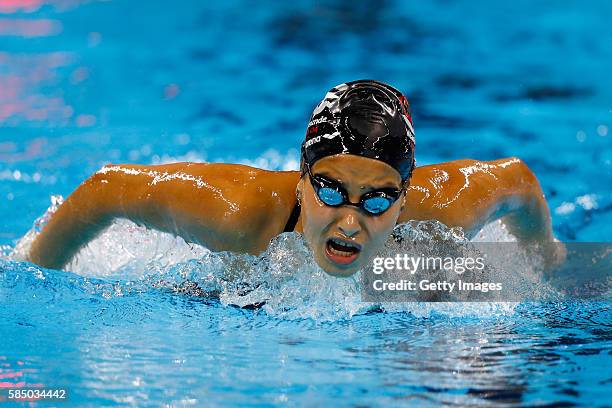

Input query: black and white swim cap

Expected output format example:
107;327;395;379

301;79;416;181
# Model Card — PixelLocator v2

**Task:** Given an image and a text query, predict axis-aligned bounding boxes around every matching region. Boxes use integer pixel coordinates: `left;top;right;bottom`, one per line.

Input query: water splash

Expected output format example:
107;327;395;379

9;194;64;261
5;196;552;321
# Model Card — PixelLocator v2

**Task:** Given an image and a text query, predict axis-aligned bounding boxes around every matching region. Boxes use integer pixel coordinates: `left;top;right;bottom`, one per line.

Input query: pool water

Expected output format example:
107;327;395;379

1;0;611;406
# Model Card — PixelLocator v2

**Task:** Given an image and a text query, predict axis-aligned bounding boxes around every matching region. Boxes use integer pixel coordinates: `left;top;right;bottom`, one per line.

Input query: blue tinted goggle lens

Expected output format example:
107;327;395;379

318;187;344;206
362;196;392;214
311;177;398;215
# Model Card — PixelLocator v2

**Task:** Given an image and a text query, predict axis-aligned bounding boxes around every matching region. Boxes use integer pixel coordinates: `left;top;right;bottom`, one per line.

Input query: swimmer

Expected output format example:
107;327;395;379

27;80;562;276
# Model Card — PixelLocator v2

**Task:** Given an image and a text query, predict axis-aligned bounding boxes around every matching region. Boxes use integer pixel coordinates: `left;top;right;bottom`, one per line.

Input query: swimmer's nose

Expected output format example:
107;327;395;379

337;212;361;238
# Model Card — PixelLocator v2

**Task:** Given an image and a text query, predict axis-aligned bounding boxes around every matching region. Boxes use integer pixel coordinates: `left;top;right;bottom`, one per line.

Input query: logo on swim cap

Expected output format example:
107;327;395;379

301;79;416;181
308;117;328;127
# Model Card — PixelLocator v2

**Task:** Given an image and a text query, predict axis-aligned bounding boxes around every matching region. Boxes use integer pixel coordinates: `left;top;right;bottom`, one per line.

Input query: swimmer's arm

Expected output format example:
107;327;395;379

467;158;555;243
402;158;564;267
401;158;552;238
486;159;566;269
28;163;294;269
27;169;119;269
403;158;554;240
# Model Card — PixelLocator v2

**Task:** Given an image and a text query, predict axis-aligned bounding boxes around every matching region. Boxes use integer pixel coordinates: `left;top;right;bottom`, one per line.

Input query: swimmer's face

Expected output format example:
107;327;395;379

297;154;405;277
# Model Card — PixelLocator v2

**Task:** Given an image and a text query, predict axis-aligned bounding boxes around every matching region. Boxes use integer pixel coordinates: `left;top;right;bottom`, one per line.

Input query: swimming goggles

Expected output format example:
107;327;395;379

305;164;404;215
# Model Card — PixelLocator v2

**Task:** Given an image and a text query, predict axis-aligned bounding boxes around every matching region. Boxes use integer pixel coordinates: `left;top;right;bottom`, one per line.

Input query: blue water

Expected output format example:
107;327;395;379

1;0;611;406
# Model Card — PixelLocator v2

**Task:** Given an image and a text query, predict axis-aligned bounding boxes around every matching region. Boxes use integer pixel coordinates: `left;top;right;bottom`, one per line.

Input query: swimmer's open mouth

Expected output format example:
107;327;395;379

325;237;361;266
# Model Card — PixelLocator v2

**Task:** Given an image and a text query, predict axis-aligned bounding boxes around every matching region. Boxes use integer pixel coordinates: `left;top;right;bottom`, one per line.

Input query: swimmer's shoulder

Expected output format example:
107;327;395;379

401;157;529;224
173;162;301;184
409;157;527;189
172;162;302;249
169;162;301;201
32;161;302;264
100;161;301;190
95;161;302;253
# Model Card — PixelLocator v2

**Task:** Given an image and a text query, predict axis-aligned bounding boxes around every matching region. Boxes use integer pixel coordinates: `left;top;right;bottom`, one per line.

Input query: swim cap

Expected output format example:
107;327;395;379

301;79;416;181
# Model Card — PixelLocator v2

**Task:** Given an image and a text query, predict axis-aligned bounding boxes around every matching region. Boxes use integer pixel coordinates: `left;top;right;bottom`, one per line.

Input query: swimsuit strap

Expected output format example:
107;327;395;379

283;201;301;232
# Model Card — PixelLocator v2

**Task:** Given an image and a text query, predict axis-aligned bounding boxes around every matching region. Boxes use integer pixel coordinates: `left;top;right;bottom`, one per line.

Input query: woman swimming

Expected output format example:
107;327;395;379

27;80;560;276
